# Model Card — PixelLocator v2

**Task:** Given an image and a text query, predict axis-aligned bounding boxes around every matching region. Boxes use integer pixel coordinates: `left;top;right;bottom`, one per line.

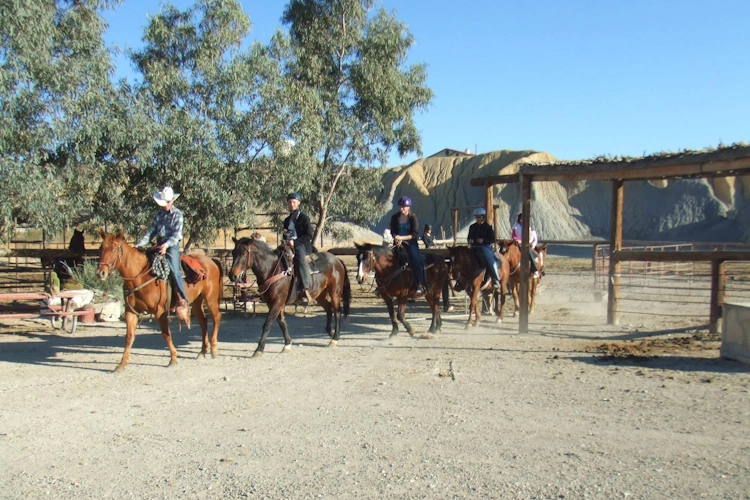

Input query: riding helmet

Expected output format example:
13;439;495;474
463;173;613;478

473;207;487;216
397;196;412;207
287;192;302;201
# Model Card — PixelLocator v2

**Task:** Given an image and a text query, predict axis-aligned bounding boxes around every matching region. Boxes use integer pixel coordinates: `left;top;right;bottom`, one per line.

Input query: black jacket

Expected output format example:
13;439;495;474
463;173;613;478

468;222;495;246
421;233;436;248
283;209;314;252
390;212;419;241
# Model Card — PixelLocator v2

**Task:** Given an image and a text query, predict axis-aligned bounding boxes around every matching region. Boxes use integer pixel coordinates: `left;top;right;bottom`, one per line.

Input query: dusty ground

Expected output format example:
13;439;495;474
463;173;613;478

1;257;749;499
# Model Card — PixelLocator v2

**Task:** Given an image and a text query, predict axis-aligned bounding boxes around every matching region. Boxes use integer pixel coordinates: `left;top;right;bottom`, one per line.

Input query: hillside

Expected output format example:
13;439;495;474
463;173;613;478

375;150;750;243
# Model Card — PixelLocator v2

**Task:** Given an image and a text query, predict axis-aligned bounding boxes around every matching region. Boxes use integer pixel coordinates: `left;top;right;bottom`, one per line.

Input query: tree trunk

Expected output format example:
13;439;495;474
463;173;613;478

312;202;328;249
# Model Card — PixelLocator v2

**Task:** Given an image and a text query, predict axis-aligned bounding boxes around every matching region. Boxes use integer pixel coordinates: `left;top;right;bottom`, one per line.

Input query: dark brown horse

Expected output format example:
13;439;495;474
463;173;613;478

448;246;510;328
228;237;351;356
355;243;449;337
498;240;548;314
96;231;223;372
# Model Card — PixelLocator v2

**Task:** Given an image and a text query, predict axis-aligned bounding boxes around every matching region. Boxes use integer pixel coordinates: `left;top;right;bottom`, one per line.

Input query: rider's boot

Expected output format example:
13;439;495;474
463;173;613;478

415;283;426;296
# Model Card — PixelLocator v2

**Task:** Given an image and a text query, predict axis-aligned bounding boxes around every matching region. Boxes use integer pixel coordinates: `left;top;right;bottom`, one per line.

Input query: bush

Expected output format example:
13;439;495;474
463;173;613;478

65;260;124;305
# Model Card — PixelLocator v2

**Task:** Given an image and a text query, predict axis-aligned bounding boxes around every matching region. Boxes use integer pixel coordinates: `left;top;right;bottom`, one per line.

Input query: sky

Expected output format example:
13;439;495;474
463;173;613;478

103;0;750;166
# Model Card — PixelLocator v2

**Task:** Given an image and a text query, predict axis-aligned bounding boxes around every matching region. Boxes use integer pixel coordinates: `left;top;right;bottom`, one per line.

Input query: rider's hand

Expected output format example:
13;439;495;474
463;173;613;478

476;238;483;244
159;243;168;255
288;239;295;247
394;235;402;244
467;239;473;244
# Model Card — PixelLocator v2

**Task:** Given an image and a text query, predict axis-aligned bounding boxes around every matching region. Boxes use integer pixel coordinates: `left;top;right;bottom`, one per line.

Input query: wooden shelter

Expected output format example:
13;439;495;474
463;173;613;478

470;144;750;334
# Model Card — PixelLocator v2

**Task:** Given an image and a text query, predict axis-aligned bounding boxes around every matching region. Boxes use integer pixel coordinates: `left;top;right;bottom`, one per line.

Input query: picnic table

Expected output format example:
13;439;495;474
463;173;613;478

0;290;95;334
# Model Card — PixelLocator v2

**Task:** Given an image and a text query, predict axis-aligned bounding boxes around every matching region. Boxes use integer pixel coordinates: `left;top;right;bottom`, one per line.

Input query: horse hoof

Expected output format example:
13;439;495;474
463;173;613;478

328;340;338;348
211;349;218;359
112;365;126;373
419;333;434;340
496;318;502;324
389;332;398;338
407;329;415;337
282;345;292;353
464;323;471;330
252;351;264;358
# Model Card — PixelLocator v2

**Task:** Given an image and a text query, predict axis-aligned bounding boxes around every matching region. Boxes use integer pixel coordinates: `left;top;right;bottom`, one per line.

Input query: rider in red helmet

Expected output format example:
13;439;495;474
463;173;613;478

389;196;426;295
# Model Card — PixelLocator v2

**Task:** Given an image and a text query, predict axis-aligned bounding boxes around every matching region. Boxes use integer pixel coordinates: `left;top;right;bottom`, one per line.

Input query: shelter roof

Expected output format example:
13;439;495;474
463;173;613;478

470;143;750;185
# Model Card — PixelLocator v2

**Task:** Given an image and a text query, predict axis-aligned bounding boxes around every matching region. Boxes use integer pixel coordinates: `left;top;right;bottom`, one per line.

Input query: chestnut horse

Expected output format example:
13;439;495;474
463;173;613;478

448;246;510;328
355;243;449;337
96;231;223;372
498;240;547;314
228;237;351;356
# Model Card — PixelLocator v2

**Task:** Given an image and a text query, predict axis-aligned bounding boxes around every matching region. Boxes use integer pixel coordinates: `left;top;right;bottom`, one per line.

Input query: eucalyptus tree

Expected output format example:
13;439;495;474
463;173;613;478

0;0;121;240
276;0;433;243
130;0;294;248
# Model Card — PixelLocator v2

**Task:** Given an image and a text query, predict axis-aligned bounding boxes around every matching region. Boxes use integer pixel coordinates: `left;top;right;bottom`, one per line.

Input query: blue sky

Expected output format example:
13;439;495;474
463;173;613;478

104;0;750;165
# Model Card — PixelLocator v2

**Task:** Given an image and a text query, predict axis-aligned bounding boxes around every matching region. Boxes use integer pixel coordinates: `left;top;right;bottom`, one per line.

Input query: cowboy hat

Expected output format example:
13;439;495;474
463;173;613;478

153;186;180;206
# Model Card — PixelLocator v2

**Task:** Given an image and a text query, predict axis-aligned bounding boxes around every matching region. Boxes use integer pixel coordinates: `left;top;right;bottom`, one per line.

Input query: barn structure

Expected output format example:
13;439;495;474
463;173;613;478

470;144;750;334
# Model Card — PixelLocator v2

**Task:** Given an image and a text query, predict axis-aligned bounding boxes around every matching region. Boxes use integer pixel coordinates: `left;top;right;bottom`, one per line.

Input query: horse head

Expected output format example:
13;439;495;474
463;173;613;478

69;229;85;254
355;243;375;284
229;237;254;283
447;246;476;292
96;230;126;281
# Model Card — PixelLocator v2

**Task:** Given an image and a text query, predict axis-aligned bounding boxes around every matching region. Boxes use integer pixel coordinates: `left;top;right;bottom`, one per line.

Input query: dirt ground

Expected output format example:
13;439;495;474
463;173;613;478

1;257;749;499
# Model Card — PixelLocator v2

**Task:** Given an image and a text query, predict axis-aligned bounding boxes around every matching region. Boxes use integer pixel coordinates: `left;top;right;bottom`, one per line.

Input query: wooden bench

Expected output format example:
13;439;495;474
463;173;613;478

0;290;94;334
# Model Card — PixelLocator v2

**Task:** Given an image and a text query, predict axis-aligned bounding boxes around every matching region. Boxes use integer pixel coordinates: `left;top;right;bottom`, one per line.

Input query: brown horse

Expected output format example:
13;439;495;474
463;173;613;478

355;243;449;337
498;240;548;314
228;237;351;356
448;246;510;328
95;231;223;372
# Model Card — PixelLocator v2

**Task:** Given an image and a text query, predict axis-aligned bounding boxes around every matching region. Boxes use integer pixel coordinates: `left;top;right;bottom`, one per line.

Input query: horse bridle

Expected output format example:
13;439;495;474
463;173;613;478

99;243;123;274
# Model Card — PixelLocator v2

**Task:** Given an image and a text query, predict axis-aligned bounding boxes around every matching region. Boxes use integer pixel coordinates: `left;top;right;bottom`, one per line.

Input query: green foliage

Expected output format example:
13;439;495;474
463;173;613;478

274;0;433;242
66;260;124;305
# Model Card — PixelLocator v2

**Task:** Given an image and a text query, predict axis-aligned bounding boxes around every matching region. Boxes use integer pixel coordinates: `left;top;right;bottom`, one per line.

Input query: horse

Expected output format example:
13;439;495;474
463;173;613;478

42;229;86;285
448;246;510;328
228;237;351;356
95;230;223;372
498;240;548;314
355;243;449;337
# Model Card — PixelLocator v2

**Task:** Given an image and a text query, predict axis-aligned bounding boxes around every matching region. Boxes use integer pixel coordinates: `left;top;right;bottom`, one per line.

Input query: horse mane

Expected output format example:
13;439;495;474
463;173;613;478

238;236;278;256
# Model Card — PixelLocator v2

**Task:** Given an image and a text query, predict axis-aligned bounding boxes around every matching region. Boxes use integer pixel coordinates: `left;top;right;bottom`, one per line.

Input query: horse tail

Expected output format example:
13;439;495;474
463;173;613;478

212;257;224;302
341;259;352;318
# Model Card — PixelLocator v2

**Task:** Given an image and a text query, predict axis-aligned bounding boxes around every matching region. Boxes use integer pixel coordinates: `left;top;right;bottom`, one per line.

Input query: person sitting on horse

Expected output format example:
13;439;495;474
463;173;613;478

467;207;502;290
283;192;314;304
389;197;426;296
421;224;436;249
511;213;540;278
135;186;190;323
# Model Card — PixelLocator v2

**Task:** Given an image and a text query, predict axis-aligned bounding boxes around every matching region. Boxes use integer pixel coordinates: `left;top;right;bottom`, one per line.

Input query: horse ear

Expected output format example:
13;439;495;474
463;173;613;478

354;243;361;250
100;228;107;239
232;236;237;243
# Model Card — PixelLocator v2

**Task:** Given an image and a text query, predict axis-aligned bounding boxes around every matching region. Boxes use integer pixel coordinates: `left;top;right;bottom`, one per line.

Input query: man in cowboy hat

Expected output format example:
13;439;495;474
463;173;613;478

136;186;190;322
283;192;314;304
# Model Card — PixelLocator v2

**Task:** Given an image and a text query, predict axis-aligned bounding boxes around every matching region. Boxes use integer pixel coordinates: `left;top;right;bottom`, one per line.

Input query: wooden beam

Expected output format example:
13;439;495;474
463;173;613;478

519;175;532;334
453;209;459;246
469;174;520;187
611;250;750;262
607;180;624;325
709;260;726;334
485;185;494;227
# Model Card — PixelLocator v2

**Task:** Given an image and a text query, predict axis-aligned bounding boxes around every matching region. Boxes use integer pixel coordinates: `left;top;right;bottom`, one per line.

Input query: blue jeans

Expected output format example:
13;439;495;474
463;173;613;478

474;245;500;281
403;240;425;285
165;245;188;302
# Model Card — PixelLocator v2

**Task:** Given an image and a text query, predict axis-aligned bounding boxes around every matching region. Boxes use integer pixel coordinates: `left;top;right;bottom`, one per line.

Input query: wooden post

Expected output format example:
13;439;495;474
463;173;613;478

453;209;459;246
607;180;624;325
592;243;598;271
485;184;494;227
519;175;532;333
493;206;500;241
709;259;726;333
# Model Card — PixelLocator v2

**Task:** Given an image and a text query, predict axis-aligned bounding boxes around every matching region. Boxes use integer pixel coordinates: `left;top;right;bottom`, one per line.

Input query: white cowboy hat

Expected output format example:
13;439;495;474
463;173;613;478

153;186;180;206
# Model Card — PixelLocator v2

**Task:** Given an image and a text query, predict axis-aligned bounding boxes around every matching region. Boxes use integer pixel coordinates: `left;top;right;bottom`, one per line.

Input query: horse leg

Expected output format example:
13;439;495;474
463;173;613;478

425;286;440;334
328;287;342;346
254;304;284;357
114;311;139;373
157;312;179;368
383;295;399;337
511;278;520;317
192;295;209;358
396;297;415;337
317;295;334;338
277;309;293;354
497;282;507;323
205;289;222;359
529;279;537;314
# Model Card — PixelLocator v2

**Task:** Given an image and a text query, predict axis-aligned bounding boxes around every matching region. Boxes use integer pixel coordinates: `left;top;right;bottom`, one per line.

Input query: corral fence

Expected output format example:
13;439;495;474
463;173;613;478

594;242;750;323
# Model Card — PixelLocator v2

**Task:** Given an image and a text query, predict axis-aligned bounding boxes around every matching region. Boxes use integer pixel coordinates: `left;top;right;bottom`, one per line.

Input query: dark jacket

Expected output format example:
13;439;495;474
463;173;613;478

283;209;314;252
468;222;495;246
421;232;436;248
390;212;419;241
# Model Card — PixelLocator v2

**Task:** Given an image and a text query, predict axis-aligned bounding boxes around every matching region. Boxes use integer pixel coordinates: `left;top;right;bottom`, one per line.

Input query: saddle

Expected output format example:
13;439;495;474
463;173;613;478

180;254;207;284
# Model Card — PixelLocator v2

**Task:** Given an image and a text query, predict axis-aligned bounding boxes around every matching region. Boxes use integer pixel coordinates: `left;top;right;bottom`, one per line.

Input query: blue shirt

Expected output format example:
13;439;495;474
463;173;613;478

136;206;184;249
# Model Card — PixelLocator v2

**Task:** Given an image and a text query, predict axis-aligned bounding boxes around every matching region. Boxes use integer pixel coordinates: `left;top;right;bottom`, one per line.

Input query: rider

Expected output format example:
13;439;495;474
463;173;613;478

467;207;501;290
136;186;190;323
283;192;314;304
421;224;436;249
389;197;426;296
511;213;540;278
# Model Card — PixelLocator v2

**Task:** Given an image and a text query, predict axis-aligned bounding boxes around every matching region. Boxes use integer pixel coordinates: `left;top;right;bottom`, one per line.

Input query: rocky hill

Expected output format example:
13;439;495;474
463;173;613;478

375;149;750;243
